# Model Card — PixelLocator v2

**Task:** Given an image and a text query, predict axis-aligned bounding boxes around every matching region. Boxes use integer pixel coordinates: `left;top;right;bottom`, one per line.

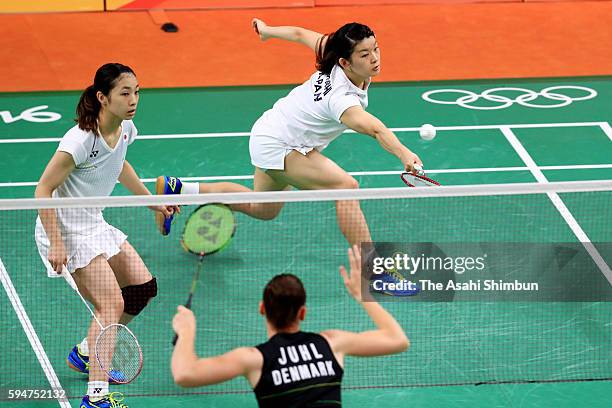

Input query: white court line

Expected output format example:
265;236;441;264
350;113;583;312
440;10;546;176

600;122;612;142
137;131;250;139
540;164;612;171
2;164;611;188
0;121;608;143
0;258;70;408
501;127;612;285
384;121;607;132
0;137;64;144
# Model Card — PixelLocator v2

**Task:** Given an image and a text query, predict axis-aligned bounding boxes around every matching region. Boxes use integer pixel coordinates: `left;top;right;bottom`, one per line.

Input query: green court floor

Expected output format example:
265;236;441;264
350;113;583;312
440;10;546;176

0;76;611;407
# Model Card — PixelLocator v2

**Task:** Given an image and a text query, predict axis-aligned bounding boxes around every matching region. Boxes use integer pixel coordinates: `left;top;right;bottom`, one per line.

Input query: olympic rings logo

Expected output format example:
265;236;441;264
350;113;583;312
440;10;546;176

422;86;597;110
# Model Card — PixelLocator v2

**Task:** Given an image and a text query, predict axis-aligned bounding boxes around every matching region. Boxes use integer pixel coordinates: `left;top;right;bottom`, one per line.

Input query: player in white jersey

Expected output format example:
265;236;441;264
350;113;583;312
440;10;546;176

34;63;177;408
156;20;420;295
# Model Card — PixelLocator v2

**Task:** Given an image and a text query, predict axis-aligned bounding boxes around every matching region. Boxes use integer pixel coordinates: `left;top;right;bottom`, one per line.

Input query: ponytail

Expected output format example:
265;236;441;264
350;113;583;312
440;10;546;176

75;85;100;133
74;63;136;133
316;23;375;75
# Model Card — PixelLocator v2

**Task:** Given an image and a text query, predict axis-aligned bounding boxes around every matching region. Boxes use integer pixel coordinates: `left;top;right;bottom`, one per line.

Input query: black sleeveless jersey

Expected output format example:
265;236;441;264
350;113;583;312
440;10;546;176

254;331;344;407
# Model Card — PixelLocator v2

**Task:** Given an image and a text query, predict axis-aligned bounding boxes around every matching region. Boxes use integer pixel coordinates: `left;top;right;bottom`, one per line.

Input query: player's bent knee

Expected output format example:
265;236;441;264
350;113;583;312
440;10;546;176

258;212;278;221
336;177;359;190
254;203;282;221
103;297;125;318
260;208;282;221
121;277;158;316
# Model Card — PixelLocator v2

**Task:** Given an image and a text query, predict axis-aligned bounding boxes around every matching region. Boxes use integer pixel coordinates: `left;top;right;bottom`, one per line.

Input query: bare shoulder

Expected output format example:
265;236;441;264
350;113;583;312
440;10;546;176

320;329;339;341
320;329;354;351
232;346;264;369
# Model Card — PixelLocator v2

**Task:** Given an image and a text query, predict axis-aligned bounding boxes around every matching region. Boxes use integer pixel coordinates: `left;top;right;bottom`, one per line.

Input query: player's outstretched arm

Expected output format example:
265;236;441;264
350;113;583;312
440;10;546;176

322;246;410;357
340;106;422;173
172;306;262;387
252;18;325;52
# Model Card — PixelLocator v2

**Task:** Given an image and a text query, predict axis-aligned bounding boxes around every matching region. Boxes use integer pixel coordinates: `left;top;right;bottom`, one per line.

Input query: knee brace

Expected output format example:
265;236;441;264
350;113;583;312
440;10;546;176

121;277;158;316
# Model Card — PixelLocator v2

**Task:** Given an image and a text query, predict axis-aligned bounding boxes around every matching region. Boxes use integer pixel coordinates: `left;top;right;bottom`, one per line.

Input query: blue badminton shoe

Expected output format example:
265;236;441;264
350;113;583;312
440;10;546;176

67;345;126;384
80;392;128;408
67;344;89;373
155;176;183;235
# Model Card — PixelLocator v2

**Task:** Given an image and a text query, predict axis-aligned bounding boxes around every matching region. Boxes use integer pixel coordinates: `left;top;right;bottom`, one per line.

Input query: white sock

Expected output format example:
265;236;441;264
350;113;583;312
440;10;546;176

87;381;108;401
79;337;89;356
181;182;199;195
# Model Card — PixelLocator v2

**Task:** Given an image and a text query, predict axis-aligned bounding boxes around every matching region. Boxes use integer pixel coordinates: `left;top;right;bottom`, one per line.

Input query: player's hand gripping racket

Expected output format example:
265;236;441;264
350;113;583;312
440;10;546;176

172;204;236;346
401;164;441;187
61;268;143;384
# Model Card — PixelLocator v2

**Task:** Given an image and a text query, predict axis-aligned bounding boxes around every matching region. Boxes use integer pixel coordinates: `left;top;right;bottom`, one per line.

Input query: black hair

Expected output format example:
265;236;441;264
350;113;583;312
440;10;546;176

263;274;306;330
75;63;136;132
316;23;375;75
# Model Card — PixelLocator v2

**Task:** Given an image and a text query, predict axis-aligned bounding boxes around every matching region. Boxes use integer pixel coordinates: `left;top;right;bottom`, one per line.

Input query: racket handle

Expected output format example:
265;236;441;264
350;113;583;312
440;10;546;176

61;266;79;291
413;164;425;176
172;297;193;346
184;296;193;310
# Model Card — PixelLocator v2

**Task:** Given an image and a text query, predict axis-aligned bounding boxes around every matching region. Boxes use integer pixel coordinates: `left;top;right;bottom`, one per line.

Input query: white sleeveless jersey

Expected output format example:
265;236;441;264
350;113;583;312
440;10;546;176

251;64;369;150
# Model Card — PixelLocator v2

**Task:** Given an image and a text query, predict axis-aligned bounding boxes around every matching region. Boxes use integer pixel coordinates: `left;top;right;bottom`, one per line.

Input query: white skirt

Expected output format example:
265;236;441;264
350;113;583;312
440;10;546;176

249;134;318;171
35;218;127;278
249;110;335;171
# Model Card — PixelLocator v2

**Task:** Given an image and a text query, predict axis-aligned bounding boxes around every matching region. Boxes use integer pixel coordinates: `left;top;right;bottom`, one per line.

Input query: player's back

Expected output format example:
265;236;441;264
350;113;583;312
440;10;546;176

254;331;343;407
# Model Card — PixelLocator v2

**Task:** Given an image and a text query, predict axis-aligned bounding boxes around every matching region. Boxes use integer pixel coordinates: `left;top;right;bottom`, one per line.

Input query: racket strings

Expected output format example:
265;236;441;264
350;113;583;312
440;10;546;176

182;204;236;254
96;325;142;383
401;172;440;187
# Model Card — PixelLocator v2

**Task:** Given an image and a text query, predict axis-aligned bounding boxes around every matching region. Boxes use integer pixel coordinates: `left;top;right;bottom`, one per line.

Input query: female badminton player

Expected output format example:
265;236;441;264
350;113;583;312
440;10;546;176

157;20;421;295
171;245;409;407
34;63;177;408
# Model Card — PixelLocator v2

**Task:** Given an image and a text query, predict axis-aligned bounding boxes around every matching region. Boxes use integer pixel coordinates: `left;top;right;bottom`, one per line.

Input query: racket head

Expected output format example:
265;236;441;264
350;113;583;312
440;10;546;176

180;204;236;256
95;323;143;384
401;172;441;187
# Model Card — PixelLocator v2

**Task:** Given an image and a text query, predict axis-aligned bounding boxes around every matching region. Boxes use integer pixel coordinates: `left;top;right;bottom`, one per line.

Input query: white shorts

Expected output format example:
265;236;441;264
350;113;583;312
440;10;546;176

35;218;127;278
249;133;316;171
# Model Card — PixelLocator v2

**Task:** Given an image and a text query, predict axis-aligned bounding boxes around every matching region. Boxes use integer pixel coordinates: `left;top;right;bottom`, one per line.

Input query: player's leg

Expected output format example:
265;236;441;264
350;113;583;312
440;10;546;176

272;150;415;296
266;150;371;246
71;256;125;405
250;167;291;219
106;241;157;325
195;168;289;219
155;169;289;234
